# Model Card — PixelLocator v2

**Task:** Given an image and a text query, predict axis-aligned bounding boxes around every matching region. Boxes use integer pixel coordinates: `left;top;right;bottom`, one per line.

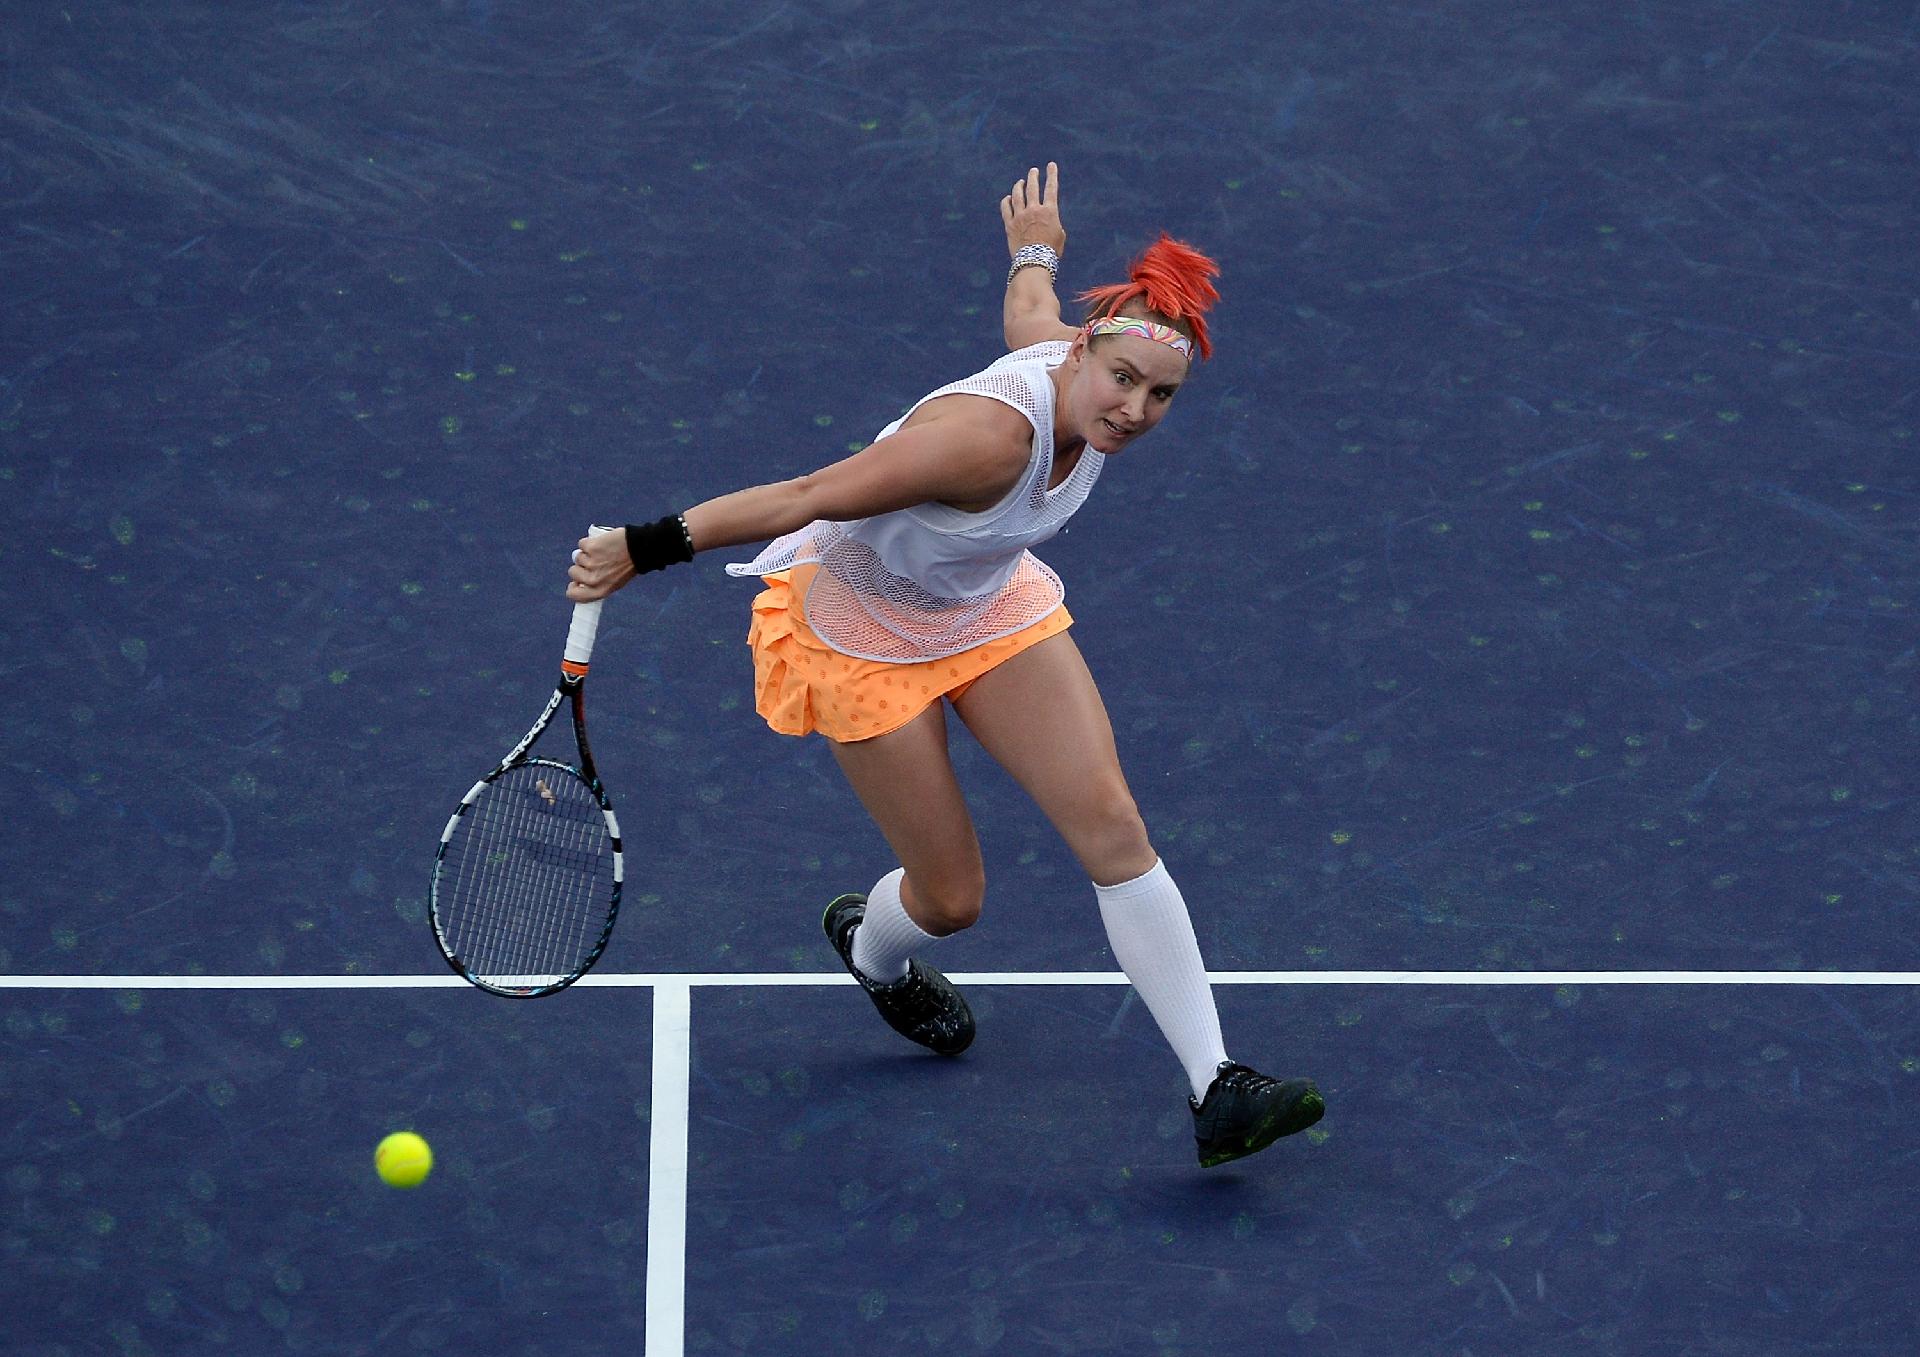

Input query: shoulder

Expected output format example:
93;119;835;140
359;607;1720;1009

906;388;1033;441
797;394;1033;522
900;392;1033;476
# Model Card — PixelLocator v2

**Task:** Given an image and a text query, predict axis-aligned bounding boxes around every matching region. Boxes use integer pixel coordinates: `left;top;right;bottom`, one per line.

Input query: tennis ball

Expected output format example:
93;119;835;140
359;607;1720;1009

374;1131;433;1188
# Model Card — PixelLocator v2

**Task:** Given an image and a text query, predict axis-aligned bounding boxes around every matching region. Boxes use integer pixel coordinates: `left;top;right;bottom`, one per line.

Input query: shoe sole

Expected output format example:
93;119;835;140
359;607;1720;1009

1199;1085;1325;1168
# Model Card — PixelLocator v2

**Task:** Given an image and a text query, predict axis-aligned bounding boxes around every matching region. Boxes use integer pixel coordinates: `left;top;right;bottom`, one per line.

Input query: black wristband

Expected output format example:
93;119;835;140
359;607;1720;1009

625;514;696;575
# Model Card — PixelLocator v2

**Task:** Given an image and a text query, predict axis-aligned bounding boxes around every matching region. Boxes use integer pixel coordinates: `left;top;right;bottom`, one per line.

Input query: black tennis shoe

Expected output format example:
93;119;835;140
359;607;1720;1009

822;892;974;1056
1191;1061;1324;1167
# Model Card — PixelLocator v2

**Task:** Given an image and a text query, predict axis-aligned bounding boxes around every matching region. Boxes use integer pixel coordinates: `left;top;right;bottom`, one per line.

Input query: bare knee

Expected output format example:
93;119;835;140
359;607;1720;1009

901;862;985;935
1071;784;1156;885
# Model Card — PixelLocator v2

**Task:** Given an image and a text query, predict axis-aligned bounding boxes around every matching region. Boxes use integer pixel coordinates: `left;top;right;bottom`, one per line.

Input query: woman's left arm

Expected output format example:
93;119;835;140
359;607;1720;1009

1001;163;1078;350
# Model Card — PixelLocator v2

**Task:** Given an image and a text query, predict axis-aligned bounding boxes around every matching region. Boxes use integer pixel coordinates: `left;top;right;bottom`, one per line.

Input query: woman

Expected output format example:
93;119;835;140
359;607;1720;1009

567;164;1324;1167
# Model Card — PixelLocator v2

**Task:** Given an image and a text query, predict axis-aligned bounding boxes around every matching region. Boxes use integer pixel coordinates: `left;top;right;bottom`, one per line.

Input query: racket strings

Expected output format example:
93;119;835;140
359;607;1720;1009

441;764;614;987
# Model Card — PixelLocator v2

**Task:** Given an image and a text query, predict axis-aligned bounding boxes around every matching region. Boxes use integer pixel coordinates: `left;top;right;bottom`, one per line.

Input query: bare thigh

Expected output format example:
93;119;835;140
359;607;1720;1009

952;632;1157;887
827;701;986;934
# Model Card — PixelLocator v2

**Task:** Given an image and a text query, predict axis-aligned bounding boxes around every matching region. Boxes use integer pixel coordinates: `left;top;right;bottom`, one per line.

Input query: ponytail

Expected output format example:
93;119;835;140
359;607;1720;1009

1077;234;1221;360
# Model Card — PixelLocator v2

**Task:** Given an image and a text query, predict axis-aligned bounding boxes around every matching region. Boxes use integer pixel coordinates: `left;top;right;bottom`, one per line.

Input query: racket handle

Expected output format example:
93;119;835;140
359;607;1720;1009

563;525;620;671
564;600;604;670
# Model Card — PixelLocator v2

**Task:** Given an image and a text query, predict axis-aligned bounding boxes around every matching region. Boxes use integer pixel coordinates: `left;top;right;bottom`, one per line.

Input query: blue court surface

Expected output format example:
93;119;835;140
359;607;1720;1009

4;2;1917;1353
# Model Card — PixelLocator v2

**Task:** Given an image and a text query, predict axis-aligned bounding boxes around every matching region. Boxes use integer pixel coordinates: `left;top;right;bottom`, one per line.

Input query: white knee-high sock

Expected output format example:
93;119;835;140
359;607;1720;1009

1094;859;1229;1102
850;867;935;984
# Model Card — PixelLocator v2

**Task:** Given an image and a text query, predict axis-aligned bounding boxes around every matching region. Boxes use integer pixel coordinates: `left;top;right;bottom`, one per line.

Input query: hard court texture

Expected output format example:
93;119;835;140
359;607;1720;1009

2;2;1916;1353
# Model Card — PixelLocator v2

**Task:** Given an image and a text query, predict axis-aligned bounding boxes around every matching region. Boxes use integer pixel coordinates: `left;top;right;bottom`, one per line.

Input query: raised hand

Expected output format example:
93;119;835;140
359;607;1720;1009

1001;162;1066;257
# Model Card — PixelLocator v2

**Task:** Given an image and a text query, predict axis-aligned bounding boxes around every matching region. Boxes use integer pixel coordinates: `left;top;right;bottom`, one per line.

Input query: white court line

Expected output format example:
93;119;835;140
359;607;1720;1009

646;980;692;1357
3;970;1919;989
10;965;1919;1357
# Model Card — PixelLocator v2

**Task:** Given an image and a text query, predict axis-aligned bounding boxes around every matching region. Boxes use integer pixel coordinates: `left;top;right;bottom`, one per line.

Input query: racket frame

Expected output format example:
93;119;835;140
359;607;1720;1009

430;532;626;998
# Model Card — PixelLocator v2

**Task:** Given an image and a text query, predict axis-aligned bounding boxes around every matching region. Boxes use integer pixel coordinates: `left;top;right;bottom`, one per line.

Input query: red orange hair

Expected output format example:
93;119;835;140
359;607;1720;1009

1076;234;1221;360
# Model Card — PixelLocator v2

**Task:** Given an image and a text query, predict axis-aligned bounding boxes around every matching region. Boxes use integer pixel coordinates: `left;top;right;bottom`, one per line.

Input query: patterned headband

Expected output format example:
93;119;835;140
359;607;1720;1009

1084;313;1195;360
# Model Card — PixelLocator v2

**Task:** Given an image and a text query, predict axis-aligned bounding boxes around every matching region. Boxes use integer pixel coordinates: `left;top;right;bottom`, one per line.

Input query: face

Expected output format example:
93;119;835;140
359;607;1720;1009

1062;329;1189;454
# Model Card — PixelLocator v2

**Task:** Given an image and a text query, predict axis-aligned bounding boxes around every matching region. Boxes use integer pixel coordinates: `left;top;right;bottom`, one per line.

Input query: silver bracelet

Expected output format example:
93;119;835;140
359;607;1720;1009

1006;243;1060;288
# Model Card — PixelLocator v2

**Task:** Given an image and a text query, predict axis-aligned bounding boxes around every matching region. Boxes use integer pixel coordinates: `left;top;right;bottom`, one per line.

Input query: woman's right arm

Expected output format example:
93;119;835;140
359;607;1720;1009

683;401;1031;550
566;400;1032;601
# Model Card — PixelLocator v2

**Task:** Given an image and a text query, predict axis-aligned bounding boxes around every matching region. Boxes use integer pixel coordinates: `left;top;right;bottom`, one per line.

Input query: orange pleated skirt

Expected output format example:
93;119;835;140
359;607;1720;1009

745;565;1073;743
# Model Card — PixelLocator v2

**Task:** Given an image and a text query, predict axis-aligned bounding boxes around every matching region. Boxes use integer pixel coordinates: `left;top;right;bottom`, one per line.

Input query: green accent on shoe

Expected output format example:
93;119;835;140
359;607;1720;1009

1192;1062;1325;1168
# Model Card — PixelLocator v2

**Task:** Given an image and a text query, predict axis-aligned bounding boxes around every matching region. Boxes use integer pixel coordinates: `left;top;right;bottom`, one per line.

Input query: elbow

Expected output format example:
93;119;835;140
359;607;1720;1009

687;477;817;553
1003;311;1067;353
1003;305;1039;351
784;473;834;528
793;467;891;527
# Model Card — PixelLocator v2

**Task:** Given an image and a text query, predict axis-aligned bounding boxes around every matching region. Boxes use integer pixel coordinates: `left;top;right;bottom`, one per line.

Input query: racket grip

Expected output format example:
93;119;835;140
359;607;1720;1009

564;600;604;669
563;525;620;671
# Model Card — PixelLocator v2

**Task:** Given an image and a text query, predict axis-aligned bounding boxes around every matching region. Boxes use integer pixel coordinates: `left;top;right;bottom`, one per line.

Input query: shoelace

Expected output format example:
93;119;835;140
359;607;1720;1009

1209;1064;1276;1100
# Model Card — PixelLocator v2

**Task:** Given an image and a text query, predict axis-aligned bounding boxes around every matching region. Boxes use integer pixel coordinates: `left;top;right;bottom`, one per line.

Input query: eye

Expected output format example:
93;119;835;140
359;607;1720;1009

1112;370;1132;386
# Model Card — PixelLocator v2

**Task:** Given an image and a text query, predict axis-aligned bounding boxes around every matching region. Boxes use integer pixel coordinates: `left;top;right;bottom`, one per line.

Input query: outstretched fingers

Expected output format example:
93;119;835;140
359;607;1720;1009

1001;162;1067;256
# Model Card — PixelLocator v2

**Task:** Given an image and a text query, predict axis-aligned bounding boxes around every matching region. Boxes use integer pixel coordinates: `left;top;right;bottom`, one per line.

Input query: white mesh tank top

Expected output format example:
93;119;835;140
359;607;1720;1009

726;339;1103;662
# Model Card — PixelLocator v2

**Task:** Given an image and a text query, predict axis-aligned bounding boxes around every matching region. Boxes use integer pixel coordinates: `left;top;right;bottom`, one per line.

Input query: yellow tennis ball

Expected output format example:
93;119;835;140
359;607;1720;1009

375;1131;433;1188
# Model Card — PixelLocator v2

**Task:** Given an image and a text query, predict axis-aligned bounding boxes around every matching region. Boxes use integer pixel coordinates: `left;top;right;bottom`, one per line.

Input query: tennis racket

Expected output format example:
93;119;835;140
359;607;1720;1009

430;525;624;997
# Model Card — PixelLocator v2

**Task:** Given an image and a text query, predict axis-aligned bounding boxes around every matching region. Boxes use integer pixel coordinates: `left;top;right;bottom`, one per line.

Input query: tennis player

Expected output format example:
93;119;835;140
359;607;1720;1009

568;163;1324;1167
